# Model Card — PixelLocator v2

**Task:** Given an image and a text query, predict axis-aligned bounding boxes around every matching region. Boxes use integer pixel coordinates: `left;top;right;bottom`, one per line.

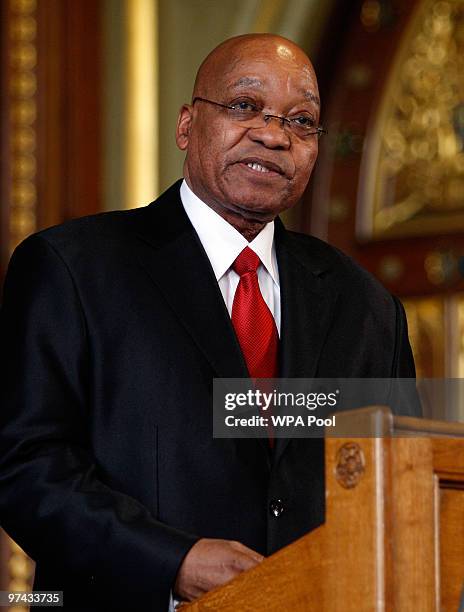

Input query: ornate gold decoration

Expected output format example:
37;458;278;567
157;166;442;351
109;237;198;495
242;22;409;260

7;0;38;255
424;249;459;285
361;1;382;30
378;255;404;282
5;2;38;604
335;442;366;489
408;294;464;418
403;297;445;378
358;0;464;239
360;0;395;31
7;537;34;590
455;295;464;390
6;537;34;612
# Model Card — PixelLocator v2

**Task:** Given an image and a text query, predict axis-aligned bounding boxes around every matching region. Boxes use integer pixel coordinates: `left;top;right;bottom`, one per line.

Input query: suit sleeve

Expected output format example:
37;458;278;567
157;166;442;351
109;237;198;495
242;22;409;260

390;295;422;417
391;295;416;377
0;235;198;608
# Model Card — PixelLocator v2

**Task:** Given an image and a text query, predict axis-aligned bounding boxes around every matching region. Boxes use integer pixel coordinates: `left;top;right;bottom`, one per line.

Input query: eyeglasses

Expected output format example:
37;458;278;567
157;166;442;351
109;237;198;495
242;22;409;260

192;97;326;140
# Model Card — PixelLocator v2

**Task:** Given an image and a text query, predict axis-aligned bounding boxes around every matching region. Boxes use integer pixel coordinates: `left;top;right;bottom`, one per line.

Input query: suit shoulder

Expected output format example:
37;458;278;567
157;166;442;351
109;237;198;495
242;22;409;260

21;179;183;257
4;207;154;284
285;229;393;301
36;207;145;245
11;206;153;264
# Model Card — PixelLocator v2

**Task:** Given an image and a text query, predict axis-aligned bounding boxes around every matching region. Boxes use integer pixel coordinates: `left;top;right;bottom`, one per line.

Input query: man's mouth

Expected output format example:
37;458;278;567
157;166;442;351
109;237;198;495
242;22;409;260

246;162;271;173
239;158;285;176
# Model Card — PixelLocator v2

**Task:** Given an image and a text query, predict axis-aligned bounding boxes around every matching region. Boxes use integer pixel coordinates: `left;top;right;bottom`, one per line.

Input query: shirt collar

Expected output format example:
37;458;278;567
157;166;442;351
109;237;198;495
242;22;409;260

180;179;278;285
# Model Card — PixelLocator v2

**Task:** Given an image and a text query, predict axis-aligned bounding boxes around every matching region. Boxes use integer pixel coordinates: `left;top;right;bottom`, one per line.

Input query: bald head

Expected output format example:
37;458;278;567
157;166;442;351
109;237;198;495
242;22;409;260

192;34;319;105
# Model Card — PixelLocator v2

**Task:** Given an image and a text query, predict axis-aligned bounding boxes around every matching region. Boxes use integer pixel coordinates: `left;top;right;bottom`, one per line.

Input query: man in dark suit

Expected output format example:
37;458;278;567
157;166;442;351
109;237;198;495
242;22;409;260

0;34;418;610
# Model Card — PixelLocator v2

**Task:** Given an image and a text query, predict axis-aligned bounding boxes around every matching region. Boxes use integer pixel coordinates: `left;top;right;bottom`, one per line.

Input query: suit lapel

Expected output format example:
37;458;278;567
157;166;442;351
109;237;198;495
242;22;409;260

273;220;338;465
132;181;248;379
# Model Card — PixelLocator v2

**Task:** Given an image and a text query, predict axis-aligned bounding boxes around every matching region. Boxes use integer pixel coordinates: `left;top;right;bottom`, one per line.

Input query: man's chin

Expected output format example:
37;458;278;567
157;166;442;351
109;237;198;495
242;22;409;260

224;160;311;214
223;195;286;223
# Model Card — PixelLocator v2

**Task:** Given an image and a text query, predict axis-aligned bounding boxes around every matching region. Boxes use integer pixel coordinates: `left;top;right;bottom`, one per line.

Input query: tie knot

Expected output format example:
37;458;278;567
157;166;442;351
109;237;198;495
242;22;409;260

233;247;260;277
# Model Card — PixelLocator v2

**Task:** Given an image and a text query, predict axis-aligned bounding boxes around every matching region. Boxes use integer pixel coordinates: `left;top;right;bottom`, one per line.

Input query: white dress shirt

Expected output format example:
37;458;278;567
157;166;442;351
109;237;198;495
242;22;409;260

168;180;281;611
180;179;281;334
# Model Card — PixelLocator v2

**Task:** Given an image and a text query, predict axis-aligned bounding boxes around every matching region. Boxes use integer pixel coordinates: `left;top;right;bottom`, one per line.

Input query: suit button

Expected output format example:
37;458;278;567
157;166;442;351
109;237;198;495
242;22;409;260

269;498;284;517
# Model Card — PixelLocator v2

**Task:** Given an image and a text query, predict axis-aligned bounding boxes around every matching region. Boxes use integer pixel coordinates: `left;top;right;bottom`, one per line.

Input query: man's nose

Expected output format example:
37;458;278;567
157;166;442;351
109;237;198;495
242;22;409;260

247;117;291;149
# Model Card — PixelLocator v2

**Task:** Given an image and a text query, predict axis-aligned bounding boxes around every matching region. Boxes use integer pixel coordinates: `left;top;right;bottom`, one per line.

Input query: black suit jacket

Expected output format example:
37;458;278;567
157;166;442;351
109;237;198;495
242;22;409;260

0;180;418;610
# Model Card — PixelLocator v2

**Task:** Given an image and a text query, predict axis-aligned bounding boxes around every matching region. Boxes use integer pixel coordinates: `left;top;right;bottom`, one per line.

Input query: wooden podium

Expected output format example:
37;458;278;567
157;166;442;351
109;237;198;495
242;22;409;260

182;407;464;611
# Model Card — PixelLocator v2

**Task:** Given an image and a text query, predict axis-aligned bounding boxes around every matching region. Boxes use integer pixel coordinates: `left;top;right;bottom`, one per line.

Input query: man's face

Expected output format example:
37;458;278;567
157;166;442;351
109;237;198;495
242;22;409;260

176;42;320;224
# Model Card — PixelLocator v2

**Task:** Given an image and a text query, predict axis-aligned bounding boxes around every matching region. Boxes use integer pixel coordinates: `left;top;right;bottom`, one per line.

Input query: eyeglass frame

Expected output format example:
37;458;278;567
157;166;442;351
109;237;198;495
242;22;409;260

192;96;327;139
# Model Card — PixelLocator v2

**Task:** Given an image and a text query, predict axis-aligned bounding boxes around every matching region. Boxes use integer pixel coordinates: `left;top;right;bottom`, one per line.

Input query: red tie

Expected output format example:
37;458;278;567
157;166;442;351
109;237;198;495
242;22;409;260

231;247;279;379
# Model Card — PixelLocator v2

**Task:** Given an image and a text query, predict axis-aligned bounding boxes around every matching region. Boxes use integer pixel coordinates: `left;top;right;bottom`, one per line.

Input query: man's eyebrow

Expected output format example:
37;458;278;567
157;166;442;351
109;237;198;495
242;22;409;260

228;77;320;105
302;90;320;106
230;77;264;88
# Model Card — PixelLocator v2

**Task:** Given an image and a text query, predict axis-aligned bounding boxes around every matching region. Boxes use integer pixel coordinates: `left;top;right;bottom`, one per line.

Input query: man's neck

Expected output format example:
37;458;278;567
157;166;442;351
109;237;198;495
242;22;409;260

183;177;271;242
200;204;266;242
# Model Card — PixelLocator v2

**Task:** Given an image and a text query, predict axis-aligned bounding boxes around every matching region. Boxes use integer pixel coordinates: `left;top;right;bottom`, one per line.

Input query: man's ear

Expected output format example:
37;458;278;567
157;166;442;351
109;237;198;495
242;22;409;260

176;104;193;150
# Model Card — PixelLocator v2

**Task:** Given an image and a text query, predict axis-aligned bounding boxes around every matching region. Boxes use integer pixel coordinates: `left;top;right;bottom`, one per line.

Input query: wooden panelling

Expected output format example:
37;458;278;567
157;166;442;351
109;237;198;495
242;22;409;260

35;0;102;229
439;489;464;610
1;0;102;278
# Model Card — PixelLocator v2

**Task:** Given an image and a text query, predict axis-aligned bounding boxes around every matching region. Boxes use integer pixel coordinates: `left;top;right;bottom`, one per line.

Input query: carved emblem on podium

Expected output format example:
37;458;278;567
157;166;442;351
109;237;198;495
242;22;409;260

335;442;366;488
